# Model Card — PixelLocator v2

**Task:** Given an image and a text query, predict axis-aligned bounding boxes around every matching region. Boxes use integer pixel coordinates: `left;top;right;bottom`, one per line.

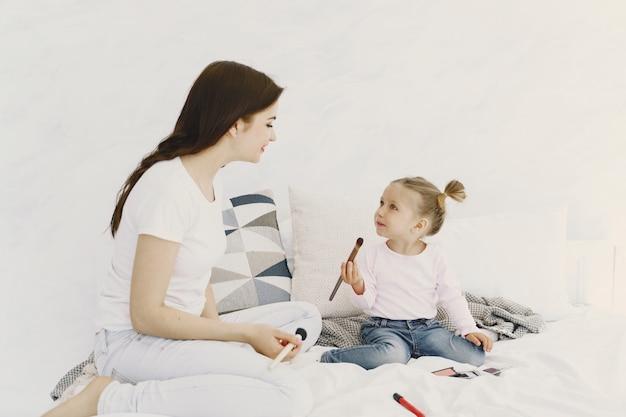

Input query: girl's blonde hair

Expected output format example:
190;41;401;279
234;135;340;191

391;176;466;236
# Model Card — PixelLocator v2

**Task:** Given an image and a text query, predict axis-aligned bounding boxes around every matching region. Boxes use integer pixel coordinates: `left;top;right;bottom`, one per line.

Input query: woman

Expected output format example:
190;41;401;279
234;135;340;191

44;61;322;417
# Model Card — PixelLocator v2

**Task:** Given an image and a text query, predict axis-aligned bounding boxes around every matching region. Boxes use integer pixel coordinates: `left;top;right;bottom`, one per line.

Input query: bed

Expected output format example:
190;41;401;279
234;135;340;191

5;1;626;415
44;186;626;417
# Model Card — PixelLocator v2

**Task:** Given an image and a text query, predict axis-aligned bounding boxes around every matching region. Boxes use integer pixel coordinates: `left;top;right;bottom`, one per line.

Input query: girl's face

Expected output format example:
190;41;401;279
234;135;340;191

234;101;278;163
374;183;424;241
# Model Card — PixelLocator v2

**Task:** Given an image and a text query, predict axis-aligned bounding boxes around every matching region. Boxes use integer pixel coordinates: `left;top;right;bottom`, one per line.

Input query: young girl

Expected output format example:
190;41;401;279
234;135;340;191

43;61;321;417
320;176;492;370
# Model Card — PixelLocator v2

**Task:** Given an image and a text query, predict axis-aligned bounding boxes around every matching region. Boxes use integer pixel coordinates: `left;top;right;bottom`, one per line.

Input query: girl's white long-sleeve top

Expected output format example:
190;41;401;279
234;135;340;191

349;241;479;336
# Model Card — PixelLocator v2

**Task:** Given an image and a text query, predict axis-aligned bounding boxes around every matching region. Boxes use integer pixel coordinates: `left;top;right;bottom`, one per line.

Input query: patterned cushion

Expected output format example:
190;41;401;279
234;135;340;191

211;190;291;313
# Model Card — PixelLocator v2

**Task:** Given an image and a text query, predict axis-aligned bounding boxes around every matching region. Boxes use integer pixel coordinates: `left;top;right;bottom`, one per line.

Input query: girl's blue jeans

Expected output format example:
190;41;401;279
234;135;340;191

320;317;485;370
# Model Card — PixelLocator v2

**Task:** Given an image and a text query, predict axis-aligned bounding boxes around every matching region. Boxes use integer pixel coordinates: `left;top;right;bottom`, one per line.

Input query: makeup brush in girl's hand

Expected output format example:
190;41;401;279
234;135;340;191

328;237;364;301
269;328;308;370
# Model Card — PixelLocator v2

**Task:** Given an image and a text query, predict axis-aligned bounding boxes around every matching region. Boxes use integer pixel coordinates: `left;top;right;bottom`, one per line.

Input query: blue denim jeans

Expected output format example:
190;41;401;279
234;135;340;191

320;317;485;370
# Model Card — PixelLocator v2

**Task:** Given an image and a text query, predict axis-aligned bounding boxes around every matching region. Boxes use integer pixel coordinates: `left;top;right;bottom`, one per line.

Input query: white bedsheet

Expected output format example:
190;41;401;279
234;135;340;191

288;306;626;417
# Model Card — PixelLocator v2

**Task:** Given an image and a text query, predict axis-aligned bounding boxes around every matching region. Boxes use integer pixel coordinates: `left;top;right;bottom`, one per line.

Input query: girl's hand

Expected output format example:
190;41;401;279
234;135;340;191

465;331;493;352
244;323;304;360
341;260;364;295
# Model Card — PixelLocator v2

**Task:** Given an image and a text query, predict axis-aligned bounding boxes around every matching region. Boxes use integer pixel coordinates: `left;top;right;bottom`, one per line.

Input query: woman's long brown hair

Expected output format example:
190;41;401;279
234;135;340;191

109;61;283;237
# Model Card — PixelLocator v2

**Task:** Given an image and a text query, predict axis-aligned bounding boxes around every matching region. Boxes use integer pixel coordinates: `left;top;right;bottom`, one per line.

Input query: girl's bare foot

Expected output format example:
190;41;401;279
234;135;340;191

42;376;114;417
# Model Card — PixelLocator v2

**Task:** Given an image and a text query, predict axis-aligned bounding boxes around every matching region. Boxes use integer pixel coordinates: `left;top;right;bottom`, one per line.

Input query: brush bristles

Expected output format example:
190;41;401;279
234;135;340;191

295;327;307;341
347;238;364;262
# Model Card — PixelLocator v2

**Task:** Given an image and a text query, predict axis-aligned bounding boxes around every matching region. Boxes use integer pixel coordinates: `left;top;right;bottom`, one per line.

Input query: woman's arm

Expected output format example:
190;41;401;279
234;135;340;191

129;233;236;340
201;283;220;320
129;234;302;359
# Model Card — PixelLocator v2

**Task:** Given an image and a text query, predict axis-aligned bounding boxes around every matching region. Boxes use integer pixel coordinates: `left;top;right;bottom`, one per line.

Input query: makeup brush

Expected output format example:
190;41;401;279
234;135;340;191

269;327;308;370
328;237;364;301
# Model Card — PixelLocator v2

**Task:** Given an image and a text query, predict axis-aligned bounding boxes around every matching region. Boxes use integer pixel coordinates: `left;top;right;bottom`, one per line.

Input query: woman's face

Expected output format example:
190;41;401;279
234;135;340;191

235;101;278;163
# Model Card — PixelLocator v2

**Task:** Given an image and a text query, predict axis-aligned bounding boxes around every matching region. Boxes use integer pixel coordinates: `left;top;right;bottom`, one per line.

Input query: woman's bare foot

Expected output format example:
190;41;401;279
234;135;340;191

42;376;114;417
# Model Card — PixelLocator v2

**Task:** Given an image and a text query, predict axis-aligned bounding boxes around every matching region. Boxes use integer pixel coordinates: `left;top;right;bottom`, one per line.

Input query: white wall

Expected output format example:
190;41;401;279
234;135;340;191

614;246;626;316
1;1;626;415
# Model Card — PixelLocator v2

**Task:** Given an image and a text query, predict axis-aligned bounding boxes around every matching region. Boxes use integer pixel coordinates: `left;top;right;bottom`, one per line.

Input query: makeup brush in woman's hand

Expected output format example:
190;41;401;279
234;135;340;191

268;328;308;370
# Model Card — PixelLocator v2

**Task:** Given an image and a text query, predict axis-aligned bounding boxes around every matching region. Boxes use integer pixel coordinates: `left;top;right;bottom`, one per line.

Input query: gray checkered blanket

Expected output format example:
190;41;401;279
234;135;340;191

437;292;546;339
50;352;94;400
315;292;546;348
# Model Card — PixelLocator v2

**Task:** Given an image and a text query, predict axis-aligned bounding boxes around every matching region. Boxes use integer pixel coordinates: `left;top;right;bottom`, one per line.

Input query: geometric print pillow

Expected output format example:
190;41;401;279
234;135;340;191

211;190;292;314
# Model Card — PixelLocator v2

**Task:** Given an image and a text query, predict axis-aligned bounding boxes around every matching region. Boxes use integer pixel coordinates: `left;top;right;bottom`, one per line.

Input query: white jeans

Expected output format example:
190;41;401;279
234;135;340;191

93;301;322;417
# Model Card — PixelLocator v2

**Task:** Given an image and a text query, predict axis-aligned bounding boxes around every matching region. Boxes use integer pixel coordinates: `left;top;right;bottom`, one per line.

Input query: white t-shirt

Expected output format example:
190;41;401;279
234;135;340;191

95;157;226;331
349;241;479;336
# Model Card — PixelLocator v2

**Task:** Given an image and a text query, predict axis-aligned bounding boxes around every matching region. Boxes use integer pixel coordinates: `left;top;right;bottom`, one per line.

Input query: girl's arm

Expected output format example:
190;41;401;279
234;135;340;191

345;245;378;310
342;260;365;295
129;234;302;359
465;331;493;352
435;256;481;336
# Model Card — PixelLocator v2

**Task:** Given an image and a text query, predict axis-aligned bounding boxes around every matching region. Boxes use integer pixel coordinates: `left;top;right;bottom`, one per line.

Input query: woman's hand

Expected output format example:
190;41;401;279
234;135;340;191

243;323;304;360
465;331;493;352
341;260;364;295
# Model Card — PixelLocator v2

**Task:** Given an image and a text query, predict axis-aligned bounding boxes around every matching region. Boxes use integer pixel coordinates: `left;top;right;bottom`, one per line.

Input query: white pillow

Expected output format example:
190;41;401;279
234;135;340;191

289;186;572;321
429;205;573;321
289;186;383;318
